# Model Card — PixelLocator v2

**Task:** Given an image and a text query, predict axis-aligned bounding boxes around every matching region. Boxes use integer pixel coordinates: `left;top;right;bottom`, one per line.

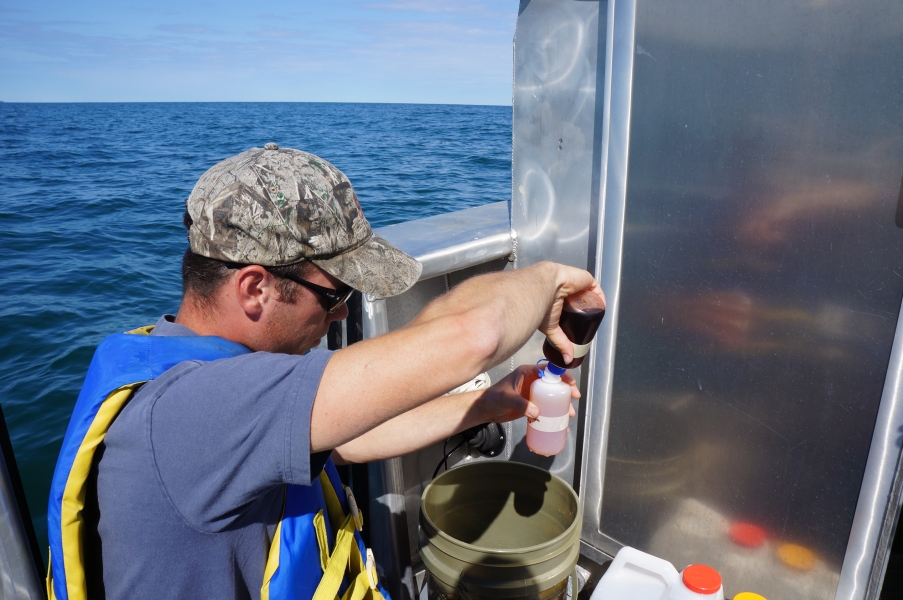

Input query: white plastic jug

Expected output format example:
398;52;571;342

591;547;678;600
590;547;725;600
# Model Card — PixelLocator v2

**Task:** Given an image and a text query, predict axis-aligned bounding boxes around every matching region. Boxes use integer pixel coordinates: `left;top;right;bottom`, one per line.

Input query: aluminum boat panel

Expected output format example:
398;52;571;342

580;1;903;599
509;0;607;485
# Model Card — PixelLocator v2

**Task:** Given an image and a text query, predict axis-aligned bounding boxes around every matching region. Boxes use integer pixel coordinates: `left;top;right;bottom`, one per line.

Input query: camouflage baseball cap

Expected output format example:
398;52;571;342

186;144;422;298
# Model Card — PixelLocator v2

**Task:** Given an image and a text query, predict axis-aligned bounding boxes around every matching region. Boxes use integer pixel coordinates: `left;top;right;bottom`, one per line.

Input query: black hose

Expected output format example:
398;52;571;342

432;439;465;479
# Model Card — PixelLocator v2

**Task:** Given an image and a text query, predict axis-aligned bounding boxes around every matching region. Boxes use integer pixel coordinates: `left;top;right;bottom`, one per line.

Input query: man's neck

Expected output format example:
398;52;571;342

174;298;227;338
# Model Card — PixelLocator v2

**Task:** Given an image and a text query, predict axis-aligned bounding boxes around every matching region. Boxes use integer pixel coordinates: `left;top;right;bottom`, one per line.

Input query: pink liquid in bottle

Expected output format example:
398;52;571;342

526;363;572;456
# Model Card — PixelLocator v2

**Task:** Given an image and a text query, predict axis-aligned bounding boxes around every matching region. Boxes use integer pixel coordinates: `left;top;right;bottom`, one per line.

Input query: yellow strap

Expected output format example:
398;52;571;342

311;470;385;600
124;325;154;336
46;548;57;600
314;510;330;572
321;472;371;573
259;519;283;600
312;515;357;600
319;471;347;533
260;484;289;600
59;383;145;600
350;542;368;583
341;571;382;600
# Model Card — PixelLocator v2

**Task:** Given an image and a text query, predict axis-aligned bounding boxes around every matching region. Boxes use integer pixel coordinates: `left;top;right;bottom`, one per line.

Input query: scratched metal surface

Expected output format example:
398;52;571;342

586;1;903;598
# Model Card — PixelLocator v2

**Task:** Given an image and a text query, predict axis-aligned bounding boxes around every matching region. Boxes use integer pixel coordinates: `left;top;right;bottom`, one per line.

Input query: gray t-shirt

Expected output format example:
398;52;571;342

85;316;333;599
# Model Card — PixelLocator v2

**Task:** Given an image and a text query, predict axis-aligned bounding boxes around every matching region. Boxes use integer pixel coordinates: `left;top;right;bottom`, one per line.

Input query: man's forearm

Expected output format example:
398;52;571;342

330;390;484;464
409;262;561;366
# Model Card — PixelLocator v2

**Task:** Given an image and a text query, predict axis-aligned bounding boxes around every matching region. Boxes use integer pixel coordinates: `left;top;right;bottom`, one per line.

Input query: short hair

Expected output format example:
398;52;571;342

181;211;316;307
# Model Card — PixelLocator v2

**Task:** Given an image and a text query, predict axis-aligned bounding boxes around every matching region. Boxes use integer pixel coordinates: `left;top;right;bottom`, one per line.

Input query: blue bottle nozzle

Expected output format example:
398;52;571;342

547;363;566;376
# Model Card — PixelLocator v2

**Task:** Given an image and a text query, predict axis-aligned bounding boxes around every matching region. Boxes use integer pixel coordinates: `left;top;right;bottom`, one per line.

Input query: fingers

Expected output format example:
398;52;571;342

544;326;575;365
494;394;537;421
504;391;534;416
587;282;606;308
478;370;540;423
555;264;599;297
512;363;540;398
561;372;581;399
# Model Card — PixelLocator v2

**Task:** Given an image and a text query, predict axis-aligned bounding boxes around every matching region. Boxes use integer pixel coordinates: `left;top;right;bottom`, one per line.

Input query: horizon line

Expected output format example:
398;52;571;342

0;100;513;107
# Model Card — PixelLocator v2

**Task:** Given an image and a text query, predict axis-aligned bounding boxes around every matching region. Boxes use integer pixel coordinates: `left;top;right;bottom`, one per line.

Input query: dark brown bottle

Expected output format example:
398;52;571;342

542;289;606;369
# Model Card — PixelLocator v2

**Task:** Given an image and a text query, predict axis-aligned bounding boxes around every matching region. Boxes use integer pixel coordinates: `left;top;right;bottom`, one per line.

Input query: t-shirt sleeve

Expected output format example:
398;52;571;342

147;349;333;532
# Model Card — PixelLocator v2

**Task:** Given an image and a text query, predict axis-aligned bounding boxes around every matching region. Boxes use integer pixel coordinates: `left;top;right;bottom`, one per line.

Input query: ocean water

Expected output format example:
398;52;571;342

0;102;511;557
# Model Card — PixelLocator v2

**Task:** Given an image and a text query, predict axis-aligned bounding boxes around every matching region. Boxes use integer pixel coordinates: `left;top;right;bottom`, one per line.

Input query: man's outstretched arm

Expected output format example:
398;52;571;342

311;261;602;452
330;365;579;464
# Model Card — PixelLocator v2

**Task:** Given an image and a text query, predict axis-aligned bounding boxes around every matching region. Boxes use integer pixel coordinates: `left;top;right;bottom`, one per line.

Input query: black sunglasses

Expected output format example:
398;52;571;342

263;267;354;313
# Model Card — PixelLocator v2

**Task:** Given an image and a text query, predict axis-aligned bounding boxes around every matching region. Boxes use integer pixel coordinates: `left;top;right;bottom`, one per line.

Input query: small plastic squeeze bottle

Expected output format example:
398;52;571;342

526;362;571;456
543;289;606;369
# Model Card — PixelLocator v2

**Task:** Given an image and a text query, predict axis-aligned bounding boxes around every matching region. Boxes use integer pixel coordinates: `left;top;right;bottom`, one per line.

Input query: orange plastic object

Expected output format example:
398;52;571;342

729;522;767;548
682;564;722;594
777;543;816;571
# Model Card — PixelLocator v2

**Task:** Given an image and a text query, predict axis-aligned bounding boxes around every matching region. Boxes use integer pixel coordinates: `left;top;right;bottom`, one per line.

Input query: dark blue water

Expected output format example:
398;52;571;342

0;102;511;557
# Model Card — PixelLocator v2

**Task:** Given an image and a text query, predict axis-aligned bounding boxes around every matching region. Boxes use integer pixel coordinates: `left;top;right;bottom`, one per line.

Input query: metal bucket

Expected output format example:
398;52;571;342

420;461;582;600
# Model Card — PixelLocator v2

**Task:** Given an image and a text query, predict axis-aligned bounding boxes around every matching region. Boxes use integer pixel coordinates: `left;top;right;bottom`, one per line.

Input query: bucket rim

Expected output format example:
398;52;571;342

420;461;581;556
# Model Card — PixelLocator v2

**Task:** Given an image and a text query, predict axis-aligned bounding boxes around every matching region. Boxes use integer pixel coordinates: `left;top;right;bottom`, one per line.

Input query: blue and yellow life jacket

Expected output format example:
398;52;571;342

47;326;390;600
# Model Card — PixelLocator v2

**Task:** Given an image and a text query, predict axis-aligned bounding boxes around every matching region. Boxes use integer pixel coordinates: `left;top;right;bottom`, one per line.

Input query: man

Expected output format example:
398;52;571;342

48;144;603;600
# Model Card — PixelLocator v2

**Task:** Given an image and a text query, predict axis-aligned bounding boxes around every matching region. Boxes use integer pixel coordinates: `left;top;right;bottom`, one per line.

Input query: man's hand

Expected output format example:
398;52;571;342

537;263;606;366
474;364;579;424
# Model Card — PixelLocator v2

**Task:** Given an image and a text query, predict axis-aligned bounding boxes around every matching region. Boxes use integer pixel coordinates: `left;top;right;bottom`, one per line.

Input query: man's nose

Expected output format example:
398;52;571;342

328;301;350;322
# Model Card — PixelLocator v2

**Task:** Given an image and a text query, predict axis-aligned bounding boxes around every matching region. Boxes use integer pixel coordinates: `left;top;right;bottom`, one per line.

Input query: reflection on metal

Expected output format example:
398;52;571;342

575;0;903;599
646;498;839;598
580;0;636;552
837;297;903;600
376;202;511;281
362;295;389;341
509;0;606;484
0;447;44;599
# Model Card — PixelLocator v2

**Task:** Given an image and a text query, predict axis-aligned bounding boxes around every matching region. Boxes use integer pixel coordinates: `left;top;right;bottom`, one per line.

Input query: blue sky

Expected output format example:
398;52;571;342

0;1;517;104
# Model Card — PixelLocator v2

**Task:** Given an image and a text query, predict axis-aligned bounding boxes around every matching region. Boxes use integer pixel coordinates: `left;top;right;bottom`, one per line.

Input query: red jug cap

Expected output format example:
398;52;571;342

682;564;722;594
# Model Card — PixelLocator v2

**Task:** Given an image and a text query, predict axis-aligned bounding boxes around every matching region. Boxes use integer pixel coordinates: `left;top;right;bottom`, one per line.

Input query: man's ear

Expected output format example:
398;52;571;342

234;266;274;320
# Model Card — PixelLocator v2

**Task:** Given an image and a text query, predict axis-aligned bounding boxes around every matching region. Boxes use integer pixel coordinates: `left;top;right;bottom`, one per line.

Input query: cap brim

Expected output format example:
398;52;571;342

312;233;422;298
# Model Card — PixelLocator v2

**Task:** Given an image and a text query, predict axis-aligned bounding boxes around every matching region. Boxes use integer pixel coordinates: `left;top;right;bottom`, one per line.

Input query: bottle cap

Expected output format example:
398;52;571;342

733;593;767;600
681;564;721;594
564;289;606;312
729;522;767;548
547;363;566;376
